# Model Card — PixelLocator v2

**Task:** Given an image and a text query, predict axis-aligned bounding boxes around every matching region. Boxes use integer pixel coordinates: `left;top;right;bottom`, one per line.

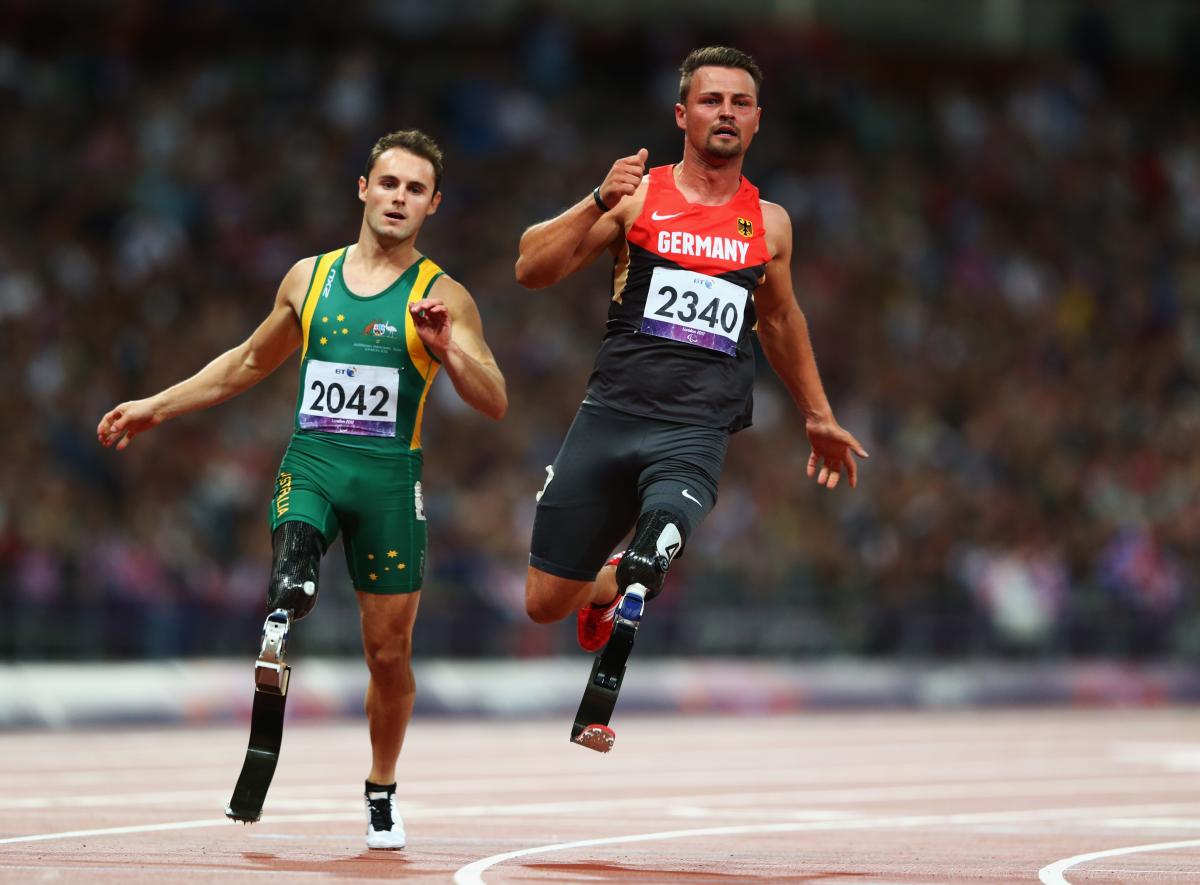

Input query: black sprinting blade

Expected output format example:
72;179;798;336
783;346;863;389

225;665;289;822
570;616;638;752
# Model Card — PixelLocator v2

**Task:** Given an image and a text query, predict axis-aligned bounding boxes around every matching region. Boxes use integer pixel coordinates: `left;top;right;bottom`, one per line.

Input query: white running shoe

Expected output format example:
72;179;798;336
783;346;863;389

364;785;405;850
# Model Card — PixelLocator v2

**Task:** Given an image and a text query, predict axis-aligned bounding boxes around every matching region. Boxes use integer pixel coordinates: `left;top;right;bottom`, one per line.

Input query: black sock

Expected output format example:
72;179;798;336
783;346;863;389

365;780;396;795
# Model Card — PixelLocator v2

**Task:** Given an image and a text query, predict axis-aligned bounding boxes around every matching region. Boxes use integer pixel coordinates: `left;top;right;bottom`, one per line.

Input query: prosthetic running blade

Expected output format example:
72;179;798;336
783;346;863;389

226;609;293;822
570;587;646;752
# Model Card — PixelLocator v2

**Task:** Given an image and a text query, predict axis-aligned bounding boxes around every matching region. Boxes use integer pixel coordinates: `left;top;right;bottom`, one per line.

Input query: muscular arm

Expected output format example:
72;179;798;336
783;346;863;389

754;205;834;422
98;258;314;449
410;276;507;421
514;149;647;289
755;202;868;487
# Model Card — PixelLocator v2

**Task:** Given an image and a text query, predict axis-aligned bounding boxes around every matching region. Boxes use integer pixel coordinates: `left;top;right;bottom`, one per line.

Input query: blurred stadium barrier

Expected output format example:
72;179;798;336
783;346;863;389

3;658;1197;729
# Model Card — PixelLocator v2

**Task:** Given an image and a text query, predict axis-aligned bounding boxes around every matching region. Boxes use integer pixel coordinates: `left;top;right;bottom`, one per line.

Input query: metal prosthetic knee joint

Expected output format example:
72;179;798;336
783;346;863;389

266;521;325;621
254;522;325;693
615;509;684;607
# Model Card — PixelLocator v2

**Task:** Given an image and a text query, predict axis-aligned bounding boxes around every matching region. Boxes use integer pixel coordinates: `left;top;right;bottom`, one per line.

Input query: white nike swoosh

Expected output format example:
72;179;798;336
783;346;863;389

652;210;684;221
681;489;703;507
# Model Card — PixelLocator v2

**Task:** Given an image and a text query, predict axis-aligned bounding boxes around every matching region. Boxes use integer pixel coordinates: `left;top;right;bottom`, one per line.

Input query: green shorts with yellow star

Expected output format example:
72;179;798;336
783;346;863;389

269;432;426;594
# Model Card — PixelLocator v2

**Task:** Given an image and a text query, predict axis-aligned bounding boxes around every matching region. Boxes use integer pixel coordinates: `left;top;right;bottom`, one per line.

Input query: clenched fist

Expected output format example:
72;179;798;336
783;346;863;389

597;148;649;210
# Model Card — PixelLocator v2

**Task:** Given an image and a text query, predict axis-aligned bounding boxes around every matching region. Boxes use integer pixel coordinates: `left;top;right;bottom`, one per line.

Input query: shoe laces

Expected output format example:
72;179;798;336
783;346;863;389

367;794;395;831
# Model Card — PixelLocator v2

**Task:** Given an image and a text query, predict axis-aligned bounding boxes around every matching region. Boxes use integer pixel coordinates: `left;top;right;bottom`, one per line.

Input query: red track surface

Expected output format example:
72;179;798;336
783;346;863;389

2;709;1199;883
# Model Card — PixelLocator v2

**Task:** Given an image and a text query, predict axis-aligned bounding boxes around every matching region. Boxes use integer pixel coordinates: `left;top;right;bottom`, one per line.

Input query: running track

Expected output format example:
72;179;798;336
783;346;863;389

2;709;1198;883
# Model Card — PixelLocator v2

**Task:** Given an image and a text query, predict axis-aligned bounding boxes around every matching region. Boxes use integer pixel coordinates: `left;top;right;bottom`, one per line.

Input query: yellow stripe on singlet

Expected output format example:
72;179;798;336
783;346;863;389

404;258;444;450
299;248;348;362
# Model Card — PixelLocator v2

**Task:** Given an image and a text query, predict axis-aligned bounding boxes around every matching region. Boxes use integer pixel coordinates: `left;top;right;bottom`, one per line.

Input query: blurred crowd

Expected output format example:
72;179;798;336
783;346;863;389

3;2;1199;660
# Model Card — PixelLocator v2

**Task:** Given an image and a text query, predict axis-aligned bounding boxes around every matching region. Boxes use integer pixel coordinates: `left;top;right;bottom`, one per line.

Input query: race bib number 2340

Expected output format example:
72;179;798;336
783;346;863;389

298;359;399;437
640;267;748;355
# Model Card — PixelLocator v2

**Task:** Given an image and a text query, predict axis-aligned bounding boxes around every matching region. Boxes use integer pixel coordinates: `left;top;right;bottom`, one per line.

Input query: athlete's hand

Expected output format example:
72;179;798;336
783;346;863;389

97;398;161;451
805;417;869;490
597;148;648;209
410;298;451;357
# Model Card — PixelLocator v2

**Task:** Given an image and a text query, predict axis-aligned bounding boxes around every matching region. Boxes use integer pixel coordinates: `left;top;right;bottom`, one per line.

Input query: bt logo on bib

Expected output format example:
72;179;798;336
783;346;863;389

640;266;748;356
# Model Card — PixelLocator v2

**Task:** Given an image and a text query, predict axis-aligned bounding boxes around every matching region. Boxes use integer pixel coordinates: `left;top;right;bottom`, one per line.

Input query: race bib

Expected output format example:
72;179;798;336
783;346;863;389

640;267;748;356
298;360;399;437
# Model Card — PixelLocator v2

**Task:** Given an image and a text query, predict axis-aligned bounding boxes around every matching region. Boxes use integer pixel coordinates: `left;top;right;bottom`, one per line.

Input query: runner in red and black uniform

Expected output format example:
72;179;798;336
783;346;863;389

516;46;869;653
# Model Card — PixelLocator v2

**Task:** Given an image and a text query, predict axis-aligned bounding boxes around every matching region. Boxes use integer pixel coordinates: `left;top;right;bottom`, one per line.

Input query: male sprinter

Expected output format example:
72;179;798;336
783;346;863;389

98;130;507;847
515;47;867;749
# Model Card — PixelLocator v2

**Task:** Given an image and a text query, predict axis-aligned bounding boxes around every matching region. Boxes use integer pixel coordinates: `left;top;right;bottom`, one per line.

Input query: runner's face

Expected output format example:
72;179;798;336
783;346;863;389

676;66;760;160
358;149;441;244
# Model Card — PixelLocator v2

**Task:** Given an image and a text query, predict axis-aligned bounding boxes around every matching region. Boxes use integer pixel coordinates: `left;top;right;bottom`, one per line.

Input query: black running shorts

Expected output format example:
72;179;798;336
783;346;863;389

529;398;729;581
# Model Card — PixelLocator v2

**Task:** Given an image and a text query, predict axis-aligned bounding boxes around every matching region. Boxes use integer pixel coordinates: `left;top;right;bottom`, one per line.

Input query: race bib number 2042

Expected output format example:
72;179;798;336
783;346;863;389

298;359;399;437
640;266;749;356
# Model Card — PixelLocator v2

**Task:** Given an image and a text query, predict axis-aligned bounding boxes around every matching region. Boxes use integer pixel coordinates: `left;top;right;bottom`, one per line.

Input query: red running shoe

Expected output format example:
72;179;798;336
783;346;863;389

576;553;623;652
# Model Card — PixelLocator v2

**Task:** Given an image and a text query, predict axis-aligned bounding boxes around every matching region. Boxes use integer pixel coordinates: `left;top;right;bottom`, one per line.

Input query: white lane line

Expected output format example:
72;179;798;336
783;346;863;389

6;768;1199;811
1039;838;1200;884
1090;870;1200;876
0;863;331;877
0;759;1067;806
453;822;872;885
0;812;361;845
1103;817;1200;830
453;806;1200;885
0;817;233;844
0;738;1174;793
2;800;1196;853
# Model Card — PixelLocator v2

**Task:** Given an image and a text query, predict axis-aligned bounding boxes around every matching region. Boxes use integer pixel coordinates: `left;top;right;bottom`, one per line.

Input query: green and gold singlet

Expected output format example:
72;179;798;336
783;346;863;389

293;246;442;450
270;247;443;594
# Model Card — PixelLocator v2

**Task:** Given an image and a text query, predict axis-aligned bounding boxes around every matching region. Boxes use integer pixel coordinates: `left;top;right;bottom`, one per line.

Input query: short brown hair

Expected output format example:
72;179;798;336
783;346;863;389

678;46;763;104
364;129;444;193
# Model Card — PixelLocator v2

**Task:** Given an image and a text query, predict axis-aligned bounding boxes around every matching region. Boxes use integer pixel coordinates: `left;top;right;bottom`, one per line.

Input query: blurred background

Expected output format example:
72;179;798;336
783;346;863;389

3;0;1200;716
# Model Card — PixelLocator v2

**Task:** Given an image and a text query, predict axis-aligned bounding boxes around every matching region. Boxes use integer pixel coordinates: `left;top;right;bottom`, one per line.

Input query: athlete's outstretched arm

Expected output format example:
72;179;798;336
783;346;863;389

755;202;868;489
410;276;507;421
97;258;314;450
514;149;647;288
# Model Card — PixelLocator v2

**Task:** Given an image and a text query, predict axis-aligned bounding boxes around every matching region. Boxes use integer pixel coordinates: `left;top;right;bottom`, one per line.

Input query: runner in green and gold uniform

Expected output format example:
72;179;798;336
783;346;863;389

98;130;507;848
272;247;446;594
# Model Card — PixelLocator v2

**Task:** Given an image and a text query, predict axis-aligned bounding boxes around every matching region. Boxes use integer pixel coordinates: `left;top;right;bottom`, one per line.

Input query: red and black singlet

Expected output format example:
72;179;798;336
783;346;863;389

586;164;770;432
